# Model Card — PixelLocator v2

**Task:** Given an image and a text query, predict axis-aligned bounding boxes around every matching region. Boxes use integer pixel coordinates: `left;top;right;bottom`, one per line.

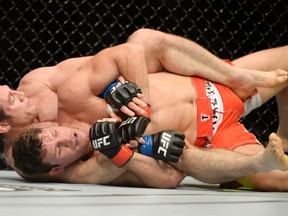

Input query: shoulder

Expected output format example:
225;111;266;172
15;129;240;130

18;66;56;90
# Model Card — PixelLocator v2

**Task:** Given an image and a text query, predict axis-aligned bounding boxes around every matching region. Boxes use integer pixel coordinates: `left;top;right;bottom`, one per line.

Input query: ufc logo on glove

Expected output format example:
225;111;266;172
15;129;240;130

91;135;111;149
158;132;172;157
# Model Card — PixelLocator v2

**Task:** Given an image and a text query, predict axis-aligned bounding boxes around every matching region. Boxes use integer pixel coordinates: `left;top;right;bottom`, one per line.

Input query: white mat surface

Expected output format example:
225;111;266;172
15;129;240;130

0;170;287;216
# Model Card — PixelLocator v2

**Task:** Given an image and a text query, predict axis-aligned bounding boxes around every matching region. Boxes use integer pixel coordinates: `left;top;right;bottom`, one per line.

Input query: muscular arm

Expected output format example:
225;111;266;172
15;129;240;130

120;152;184;188
85;43;150;104
16;153;125;184
21;151;184;188
18;56;93;94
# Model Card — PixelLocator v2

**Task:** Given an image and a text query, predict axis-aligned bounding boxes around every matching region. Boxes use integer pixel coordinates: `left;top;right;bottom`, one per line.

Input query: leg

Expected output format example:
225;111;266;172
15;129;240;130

172;133;288;184
276;87;288;152
232;45;288;151
128;29;288;99
232;45;288;71
233;133;288;191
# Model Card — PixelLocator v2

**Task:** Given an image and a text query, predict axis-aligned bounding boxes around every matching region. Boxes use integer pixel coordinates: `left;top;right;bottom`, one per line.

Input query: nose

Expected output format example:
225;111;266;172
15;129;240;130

57;136;72;148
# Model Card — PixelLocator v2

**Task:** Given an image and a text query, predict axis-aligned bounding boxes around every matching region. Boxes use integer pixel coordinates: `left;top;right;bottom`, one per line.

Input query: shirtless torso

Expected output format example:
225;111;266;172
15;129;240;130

12;71;288;190
8;72;197;187
4;57;93;168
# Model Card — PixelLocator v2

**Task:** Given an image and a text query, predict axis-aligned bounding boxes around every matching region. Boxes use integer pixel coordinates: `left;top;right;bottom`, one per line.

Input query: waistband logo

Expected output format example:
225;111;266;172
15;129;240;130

201;113;210;122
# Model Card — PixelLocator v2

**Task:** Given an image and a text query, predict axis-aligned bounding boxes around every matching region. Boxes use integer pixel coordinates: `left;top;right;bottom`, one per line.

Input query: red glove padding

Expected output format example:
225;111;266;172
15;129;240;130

110;145;134;167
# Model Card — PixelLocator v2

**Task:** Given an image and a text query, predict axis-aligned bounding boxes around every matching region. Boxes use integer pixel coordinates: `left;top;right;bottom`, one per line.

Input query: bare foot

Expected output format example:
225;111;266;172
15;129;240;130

230;69;288;99
276;133;288;153
261;133;288;172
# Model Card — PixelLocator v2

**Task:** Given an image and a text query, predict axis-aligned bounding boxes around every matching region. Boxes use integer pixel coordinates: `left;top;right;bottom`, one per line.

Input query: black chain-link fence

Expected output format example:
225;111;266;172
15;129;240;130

1;0;288;143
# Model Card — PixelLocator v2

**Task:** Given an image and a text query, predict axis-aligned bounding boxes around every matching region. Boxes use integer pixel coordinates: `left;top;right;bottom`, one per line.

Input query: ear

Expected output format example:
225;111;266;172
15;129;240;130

0;122;11;133
48;166;64;176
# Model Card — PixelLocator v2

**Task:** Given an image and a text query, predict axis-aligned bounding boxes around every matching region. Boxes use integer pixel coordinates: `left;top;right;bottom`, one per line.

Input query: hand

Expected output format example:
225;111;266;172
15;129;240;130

103;80;149;117
117;116;151;143
89;121;134;167
139;131;185;162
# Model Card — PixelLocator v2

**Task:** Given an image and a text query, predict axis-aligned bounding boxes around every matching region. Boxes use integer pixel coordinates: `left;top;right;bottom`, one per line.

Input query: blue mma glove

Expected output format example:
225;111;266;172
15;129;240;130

139;131;185;162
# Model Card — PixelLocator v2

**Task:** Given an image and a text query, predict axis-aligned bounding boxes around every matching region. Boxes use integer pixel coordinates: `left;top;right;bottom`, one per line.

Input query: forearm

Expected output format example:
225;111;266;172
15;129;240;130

54;156;126;184
125;152;185;188
114;43;150;103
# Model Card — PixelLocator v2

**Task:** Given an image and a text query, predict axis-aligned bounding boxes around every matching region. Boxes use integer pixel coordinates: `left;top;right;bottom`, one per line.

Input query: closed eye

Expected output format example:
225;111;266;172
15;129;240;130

54;130;58;137
50;129;57;138
8;93;15;105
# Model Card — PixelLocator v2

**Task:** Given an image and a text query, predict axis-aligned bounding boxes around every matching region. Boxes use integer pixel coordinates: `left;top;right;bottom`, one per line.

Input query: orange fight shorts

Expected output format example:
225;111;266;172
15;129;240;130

191;76;261;150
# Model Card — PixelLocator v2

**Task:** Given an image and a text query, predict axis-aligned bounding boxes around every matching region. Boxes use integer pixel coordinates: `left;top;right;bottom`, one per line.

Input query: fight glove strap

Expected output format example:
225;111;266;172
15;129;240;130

102;81;118;99
139;135;153;157
111;145;134;167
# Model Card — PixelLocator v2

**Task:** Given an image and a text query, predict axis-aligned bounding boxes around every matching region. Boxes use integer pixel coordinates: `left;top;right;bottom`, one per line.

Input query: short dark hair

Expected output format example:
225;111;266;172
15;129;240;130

12;128;58;175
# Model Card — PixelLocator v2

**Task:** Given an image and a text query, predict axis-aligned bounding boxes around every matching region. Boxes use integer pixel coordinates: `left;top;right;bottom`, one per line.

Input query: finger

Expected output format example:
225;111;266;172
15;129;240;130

118;76;125;82
128;140;139;148
126;102;147;116
97;117;119;122
120;106;135;117
132;97;147;107
136;137;145;144
126;143;133;148
136;93;144;99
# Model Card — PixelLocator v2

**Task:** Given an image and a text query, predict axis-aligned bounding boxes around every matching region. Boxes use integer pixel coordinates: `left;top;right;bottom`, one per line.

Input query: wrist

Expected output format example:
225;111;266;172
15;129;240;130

110;145;134;167
102;81;119;99
138;135;153;156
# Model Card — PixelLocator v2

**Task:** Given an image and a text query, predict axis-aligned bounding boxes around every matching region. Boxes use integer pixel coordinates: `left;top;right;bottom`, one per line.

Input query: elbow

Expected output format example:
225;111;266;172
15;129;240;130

155;171;185;189
166;175;184;189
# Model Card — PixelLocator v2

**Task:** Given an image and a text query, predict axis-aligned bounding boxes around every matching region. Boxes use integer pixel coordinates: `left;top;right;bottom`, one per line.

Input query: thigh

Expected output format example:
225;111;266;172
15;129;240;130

211;122;262;151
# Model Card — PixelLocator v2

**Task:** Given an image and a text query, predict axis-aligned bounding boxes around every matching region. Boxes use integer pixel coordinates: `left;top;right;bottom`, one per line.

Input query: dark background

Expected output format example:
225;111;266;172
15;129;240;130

1;0;287;143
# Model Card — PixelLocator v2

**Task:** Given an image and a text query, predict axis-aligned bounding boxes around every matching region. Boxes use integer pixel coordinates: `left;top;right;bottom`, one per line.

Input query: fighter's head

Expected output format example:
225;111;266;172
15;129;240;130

0;85;38;133
12;126;92;175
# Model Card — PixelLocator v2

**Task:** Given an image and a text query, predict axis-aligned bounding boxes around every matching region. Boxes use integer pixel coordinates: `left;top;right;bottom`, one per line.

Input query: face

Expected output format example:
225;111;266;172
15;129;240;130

0;85;38;126
40;126;93;169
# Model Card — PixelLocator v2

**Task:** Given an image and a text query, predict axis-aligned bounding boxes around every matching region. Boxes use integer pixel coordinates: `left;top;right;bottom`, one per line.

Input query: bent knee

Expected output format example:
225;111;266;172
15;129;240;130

127;28;165;47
